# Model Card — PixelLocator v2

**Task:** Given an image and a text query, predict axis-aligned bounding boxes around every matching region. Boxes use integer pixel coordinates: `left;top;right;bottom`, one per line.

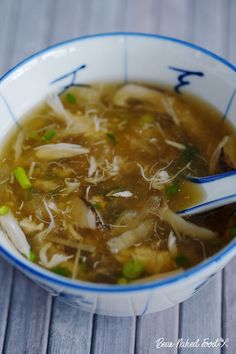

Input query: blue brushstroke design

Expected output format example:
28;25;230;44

222;87;236;120
169;66;204;93
0;93;21;128
50;64;88;93
187;170;236;183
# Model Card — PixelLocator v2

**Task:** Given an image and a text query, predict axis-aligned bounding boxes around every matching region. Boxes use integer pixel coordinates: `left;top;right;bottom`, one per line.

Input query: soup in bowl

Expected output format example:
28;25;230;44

0;33;235;316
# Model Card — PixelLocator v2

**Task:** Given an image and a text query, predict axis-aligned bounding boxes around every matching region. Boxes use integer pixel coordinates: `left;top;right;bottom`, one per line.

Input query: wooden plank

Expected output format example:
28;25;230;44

0;259;13;353
0;0;22;76
0;1;22;352
88;0;126;34
179;3;225;352
221;2;236;352
124;0;161;33
227;0;236;63
47;298;94;354
3;271;52;354
48;0;92;43
158;0;193;40
179;274;222;354
136;307;179;354
0;2;233;354
222;258;236;354
90;315;136;354
192;0;227;54
1;1;56;353
8;0;56;69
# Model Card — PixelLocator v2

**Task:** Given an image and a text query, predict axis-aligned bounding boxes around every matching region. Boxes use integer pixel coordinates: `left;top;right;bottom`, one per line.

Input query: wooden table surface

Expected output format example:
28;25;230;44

0;0;236;353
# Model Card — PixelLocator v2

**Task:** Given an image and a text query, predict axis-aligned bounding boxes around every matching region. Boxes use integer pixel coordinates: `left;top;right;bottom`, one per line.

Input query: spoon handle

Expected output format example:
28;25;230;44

178;170;236;215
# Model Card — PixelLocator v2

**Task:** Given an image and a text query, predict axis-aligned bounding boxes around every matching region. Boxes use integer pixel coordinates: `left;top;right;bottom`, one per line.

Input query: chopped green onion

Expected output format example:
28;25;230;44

122;259;145;279
92;202;101;210
175;254;188;267
52;266;71;277
106;132;117;145
117;277;128;285
43;129;56;143
14;167;32;190
66;93;77;104
181;144;198;162
230;226;236;238
140;113;155;124
165;182;179;196
0;205;10;216
29;250;36;262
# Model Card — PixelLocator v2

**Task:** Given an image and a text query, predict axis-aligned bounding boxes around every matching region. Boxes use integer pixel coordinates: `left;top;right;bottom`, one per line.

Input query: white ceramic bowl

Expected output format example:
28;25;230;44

0;33;236;316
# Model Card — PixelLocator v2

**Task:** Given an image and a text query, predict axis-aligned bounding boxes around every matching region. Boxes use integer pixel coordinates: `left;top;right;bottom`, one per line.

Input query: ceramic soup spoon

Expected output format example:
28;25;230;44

179;170;236;215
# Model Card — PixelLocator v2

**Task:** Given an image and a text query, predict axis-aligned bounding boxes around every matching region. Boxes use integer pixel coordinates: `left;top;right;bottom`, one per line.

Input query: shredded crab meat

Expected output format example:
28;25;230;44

93;116;100;131
48;201;60;213
161;207;217;241
209;136;229;173
155;121;166;138
165;139;186;150
168;231;178;257
85;170;107;184
88;156;97;177
0;229;18;253
107;190;133;198
137;162;189;189
105;156;125;176
0;178;9;185
35;143;89;160
48;237;95;252
0;211;30;257
20;217;44;234
107;220;154;253
85;156;125;184
85;185;91;200
61;178;80;196
36;200;55;241
161;96;179;125
14;130;25;161
67;224;83;241
47;93;73;126
39;242;73;268
28;161;36;178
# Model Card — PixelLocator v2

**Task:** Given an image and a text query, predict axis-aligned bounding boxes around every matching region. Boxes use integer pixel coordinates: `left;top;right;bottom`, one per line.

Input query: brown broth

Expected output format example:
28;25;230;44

0;82;235;284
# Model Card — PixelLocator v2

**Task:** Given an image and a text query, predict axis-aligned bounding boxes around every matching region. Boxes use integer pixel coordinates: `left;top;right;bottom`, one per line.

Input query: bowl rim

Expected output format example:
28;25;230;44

0;32;236;293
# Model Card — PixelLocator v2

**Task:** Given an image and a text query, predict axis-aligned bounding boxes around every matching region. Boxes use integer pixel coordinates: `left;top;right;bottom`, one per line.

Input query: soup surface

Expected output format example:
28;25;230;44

0;82;236;284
